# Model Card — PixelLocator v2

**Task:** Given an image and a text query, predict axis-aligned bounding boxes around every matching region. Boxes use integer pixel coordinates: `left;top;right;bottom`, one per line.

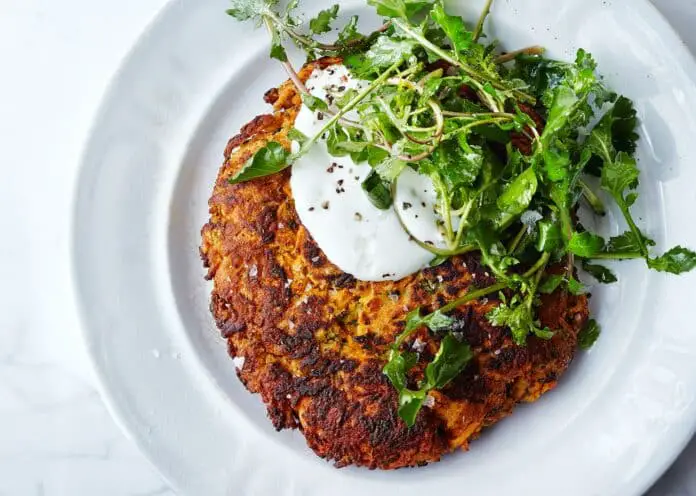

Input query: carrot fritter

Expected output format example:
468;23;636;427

200;57;589;469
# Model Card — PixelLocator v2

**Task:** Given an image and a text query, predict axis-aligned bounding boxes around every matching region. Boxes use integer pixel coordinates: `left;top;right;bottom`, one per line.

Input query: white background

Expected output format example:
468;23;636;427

1;0;695;494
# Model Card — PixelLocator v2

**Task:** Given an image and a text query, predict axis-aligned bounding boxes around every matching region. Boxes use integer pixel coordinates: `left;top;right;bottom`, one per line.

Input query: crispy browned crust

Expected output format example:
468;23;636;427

200;57;590;469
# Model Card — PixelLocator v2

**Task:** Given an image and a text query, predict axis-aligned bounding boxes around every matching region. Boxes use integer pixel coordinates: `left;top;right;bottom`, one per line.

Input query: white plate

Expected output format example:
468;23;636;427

72;0;696;494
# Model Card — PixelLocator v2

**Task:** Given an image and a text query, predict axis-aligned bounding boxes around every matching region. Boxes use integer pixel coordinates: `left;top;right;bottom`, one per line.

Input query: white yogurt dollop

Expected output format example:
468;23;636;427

290;65;447;282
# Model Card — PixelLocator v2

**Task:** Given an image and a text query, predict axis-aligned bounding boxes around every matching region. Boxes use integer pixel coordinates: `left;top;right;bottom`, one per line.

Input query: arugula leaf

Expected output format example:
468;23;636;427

600;152;639;198
302;93;329;112
494;166;538;229
424;335;473;389
582;261;618;284
367;0;433;20
487;297;554;345
586;95;638;176
536;219;563;253
383;349;418;391
585;97;696;273
648;247;696;275
512;54;573;100
401;307;454;333
228;141;290;184
397;388;427;426
540;50;604;148
566;277;586;295
383;333;472;427
337;15;363;44
430;1;473;55
362;169;393;210
423;310;455;332
226;0;275;21
538;274;564;294
309;4;339;35
268;23;288;61
606;231;645;253
287;127;308;144
578;319;601;350
473;225;520;279
363;36;417;70
426;139;483;191
568;231;605;258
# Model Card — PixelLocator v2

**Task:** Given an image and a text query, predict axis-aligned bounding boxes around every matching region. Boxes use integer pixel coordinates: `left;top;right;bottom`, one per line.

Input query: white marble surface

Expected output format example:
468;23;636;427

1;0;695;494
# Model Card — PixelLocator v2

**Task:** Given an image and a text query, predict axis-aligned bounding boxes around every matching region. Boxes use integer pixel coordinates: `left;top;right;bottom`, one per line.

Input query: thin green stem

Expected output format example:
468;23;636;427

526;256;549;311
579;179;606;216
524;252;551;280
618;201;649;258
589;251;643;260
495;45;545;64
438;282;508;314
473;0;494;42
442;116;514;140
452;199;475;248
507;224;527;254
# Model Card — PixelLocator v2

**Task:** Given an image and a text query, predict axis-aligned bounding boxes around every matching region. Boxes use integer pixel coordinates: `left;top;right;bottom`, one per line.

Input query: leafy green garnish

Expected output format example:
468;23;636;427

383;334;472;427
302;93;329;112
587;97;696;270
430;1;473;55
487;293;554;345
367;0;433;20
648;247;696;275
226;0;274;21
568;232;605;258
361;170;393;210
309;4;339;35
582;261;618;284
494;166;538;229
228;141;290;184
578;319;601;350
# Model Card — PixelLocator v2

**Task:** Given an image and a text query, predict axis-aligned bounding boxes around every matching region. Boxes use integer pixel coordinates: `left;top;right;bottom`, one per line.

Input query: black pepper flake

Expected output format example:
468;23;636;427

317;112;324;121
338;179;344;186
354;212;363;221
327;163;336;173
425;240;434;246
321;201;330;210
354;176;360;181
415;214;419;218
402;202;413;210
337;164;344;169
309;207;315;212
421;201;427;208
337;85;346;92
322;133;327;139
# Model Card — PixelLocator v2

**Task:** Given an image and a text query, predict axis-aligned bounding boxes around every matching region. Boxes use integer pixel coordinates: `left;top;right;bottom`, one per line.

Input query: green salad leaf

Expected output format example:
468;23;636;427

578;319;601;350
309;4;339;35
228;141;290;184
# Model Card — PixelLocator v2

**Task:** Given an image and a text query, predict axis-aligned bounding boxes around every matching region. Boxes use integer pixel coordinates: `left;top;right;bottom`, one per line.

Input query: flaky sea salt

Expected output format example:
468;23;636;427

412;338;426;353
